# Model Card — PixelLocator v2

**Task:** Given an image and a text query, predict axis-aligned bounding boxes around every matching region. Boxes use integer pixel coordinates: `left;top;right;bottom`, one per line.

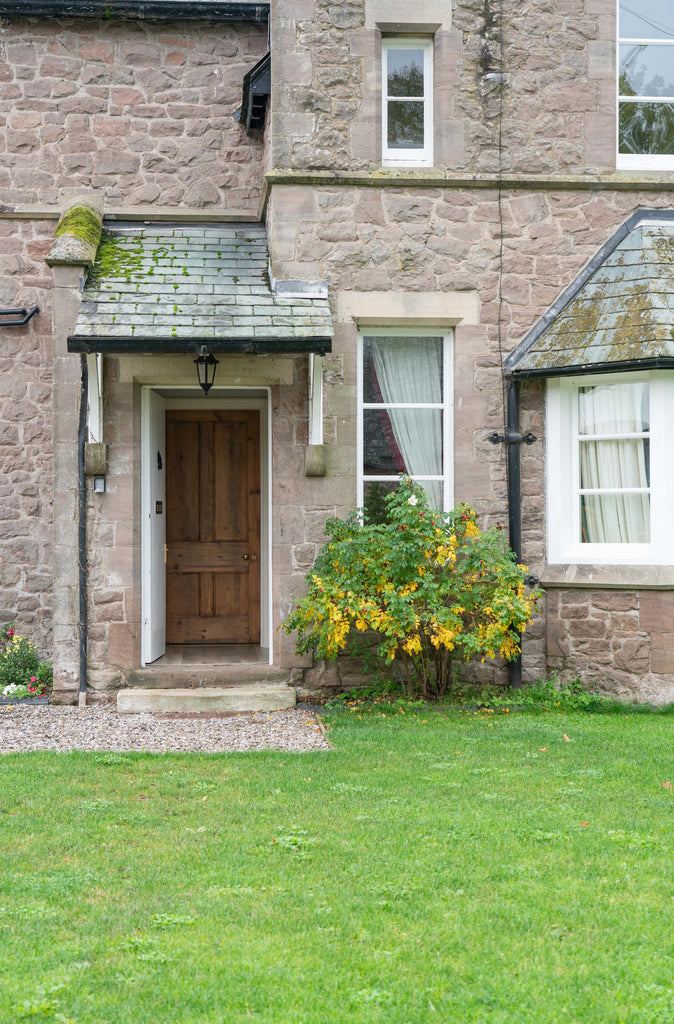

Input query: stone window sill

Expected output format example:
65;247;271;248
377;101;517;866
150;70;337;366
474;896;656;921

541;564;674;590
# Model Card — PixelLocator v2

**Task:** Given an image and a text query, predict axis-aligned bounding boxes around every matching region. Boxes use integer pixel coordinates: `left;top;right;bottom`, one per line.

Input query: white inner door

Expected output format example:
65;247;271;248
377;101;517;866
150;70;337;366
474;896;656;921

141;389;166;664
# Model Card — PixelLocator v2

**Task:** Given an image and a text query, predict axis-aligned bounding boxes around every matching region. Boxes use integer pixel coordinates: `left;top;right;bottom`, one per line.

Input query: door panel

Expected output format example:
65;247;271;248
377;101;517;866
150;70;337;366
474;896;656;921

166;409;260;644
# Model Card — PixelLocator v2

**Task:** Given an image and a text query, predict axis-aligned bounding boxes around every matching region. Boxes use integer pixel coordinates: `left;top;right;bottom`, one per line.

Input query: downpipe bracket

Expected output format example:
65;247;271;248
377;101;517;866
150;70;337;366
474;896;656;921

488;430;537;445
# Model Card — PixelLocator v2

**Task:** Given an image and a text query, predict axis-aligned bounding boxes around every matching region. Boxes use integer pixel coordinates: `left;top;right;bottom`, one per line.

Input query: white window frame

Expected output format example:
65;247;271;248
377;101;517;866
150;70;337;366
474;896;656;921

547;371;674;565
357;328;453;512
381;37;433;168
616;1;674;169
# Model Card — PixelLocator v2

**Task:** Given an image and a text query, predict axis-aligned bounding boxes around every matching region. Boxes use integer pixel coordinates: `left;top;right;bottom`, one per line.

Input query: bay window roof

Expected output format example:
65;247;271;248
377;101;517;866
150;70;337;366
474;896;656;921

506;211;674;379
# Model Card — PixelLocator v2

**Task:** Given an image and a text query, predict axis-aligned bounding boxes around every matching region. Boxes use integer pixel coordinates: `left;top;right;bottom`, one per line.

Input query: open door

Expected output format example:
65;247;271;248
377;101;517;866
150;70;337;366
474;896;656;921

141;389;166;664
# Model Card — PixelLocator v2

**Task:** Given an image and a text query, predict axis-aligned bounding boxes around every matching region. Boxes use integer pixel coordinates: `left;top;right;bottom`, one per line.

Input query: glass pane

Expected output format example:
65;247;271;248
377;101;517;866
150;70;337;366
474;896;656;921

387;100;424;149
363;408;442;477
387;48;424;97
363;479;442;519
578;382;649;435
620;44;674;97
579;439;650;490
619;1;674;40
619;100;674;153
581;493;650;544
363;336;443;404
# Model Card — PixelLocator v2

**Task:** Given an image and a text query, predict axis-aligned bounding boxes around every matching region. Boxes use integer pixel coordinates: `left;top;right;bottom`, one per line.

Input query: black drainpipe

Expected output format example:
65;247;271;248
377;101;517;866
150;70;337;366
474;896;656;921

77;355;88;706
507;379;523;689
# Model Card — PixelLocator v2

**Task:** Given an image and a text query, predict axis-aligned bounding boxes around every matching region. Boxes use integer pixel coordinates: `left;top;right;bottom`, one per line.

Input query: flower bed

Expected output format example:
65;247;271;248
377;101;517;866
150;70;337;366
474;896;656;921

0;624;52;703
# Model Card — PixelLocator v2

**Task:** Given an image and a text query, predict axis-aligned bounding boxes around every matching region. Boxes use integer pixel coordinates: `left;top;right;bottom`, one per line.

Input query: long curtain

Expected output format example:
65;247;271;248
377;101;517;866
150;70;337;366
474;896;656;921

578;382;650;543
369;337;442;507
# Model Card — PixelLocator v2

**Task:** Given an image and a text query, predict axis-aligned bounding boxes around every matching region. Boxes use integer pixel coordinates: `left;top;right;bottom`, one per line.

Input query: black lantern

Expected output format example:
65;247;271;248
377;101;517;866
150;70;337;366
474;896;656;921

194;346;219;395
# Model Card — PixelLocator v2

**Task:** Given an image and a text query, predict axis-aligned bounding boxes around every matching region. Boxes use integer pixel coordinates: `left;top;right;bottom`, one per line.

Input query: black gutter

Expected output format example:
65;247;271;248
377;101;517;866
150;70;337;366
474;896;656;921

77;355;88;705
506;355;674;381
506;380;522;689
67;334;332;355
0;1;269;21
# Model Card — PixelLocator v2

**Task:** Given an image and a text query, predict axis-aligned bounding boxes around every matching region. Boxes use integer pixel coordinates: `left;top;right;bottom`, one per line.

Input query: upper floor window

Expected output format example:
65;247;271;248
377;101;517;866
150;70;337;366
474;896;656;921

381;38;433;167
618;0;674;168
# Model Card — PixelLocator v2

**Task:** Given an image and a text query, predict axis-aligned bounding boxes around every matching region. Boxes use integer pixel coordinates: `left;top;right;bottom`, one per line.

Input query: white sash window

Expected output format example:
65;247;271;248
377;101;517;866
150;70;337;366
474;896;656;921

357;330;453;515
547;372;674;563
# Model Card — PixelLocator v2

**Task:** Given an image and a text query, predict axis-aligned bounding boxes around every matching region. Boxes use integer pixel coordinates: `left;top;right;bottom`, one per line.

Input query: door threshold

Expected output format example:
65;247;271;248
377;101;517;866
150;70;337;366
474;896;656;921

155;645;270;667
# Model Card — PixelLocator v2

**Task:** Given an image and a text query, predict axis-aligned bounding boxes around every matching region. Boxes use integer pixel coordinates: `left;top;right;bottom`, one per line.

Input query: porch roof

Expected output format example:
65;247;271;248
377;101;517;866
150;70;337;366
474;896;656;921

67;223;332;356
505;211;674;379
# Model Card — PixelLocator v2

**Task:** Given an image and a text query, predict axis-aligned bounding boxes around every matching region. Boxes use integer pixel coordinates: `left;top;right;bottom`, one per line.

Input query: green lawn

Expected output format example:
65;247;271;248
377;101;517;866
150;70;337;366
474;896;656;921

1;708;674;1023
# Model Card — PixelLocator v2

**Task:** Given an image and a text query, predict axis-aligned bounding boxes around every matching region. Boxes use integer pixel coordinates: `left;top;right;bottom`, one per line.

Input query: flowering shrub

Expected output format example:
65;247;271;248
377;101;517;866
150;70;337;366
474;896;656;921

283;480;542;699
0;624;52;699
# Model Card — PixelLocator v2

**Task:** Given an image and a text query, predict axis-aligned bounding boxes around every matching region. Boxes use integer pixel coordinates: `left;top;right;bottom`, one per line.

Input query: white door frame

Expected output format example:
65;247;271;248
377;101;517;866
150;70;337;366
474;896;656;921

140;387;273;665
141;388;167;664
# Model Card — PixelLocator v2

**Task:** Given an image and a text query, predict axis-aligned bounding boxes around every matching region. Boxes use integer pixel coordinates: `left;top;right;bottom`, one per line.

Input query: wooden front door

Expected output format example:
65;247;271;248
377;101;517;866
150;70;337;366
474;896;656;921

165;409;260;644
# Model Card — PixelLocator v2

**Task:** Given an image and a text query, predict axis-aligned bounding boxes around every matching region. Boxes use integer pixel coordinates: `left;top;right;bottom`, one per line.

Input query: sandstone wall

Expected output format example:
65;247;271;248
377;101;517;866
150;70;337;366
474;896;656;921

0;17;267;209
271;0;615;174
0;219;54;656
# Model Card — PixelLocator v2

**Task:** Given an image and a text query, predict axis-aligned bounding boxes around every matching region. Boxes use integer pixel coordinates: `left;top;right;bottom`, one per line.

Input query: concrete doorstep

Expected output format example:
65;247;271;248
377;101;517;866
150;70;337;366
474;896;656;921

116;685;297;714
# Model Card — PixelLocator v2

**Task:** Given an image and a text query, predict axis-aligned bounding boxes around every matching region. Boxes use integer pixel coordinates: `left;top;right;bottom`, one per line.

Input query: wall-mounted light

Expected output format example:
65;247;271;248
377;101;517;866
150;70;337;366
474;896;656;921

194;346;219;395
93;475;106;494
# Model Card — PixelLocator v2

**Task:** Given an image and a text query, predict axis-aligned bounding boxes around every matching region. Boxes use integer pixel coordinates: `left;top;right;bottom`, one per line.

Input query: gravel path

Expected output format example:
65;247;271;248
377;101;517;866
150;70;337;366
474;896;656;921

0;704;330;754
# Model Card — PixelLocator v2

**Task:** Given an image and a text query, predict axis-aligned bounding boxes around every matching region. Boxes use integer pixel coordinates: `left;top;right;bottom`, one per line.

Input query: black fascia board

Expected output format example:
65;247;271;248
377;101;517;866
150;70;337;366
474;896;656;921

506;356;674;381
240;51;270;132
0;1;269;22
67;334;332;355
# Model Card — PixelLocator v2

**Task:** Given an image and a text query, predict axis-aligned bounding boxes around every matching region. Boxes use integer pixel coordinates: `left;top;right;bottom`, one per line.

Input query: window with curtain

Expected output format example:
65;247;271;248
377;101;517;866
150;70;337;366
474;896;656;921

358;331;452;516
578;381;650;543
547;372;674;564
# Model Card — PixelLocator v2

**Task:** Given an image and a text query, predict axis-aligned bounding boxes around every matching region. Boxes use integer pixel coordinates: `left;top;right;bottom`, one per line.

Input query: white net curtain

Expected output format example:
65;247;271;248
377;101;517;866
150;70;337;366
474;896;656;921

365;336;443;508
578;381;650;544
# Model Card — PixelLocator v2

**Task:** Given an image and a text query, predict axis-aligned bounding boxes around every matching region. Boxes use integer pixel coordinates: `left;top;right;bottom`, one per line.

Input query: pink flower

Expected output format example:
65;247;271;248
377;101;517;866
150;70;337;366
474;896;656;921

30;676;36;683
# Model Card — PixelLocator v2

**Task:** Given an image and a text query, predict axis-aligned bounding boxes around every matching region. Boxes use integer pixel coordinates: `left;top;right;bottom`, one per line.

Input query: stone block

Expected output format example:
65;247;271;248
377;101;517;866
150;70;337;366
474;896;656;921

651;633;674;675
640;592;674;633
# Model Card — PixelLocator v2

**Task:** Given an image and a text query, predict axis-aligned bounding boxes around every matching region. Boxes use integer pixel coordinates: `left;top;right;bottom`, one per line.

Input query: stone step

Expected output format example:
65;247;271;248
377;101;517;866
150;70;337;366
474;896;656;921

125;664;289;690
117;685;296;714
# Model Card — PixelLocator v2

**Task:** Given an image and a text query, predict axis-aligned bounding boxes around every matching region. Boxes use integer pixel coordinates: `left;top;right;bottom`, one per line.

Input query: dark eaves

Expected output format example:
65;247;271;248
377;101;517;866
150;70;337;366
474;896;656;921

0;1;269;22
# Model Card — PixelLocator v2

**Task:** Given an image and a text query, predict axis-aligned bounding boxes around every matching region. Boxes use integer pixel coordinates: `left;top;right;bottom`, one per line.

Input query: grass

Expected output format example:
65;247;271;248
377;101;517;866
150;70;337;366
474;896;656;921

1;707;674;1022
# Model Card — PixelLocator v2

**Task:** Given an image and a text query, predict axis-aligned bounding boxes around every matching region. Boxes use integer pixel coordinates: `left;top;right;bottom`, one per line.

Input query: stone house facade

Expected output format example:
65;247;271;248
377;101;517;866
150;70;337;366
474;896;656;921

1;0;673;705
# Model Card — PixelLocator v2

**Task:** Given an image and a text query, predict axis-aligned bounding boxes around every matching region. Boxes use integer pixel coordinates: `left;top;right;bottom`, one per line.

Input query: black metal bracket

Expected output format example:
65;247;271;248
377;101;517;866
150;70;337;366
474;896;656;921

488;430;537;445
0;306;39;327
524;574;540;588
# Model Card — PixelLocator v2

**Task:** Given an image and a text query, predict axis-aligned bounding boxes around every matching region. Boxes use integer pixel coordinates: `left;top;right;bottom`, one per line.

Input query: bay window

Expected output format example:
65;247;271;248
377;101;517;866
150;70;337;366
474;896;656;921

547;372;674;563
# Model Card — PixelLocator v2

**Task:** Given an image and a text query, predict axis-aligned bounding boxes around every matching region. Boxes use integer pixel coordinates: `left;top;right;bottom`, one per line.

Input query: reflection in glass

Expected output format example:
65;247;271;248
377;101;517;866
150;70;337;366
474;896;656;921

619;1;674;40
388;101;424;148
581;494;650;544
364;409;441;477
363;479;442;518
619;100;674;152
387;49;424;96
620;44;674;97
